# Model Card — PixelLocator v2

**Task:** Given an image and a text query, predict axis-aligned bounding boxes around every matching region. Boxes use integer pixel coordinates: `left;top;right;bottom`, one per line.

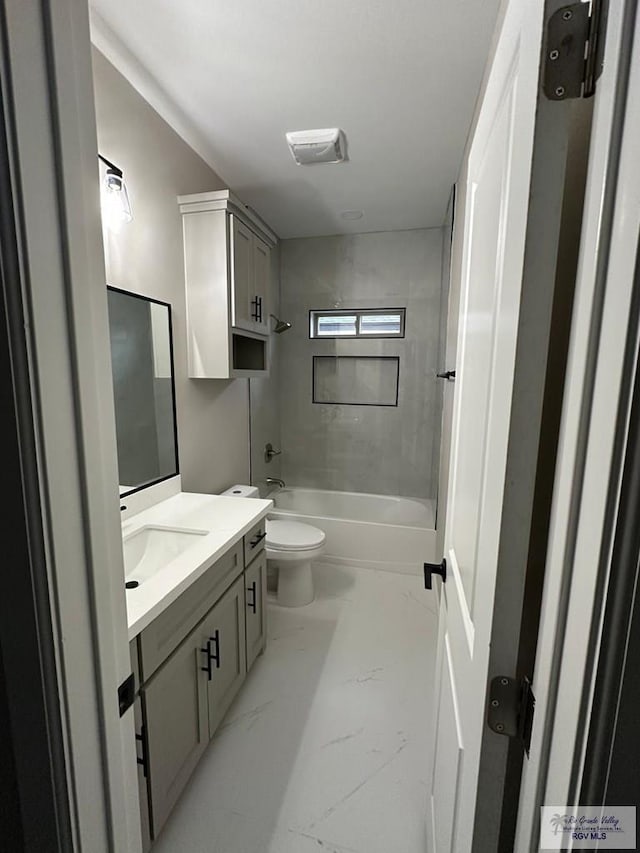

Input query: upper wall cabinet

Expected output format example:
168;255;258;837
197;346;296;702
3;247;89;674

178;190;277;379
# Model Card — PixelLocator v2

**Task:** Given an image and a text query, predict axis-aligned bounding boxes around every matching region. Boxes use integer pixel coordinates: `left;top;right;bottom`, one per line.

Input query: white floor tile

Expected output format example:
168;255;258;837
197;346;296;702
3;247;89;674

153;562;437;853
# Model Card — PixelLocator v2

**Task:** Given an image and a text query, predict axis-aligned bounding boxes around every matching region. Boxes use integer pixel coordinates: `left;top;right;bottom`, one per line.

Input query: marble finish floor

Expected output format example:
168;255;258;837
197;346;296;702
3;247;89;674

153;562;438;853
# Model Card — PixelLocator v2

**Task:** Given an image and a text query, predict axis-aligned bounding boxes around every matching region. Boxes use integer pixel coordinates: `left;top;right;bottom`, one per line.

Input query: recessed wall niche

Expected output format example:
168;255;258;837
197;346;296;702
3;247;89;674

312;356;400;407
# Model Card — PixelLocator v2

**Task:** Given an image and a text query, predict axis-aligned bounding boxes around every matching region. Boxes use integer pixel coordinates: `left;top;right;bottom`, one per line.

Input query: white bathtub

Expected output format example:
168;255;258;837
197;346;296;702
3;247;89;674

269;487;436;574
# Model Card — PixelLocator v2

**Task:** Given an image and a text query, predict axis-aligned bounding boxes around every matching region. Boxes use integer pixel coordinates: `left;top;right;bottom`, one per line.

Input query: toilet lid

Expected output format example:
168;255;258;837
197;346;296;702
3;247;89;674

266;520;326;551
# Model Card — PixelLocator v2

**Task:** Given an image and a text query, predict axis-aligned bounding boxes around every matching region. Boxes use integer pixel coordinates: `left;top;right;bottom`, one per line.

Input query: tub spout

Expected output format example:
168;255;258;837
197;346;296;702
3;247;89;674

266;477;286;489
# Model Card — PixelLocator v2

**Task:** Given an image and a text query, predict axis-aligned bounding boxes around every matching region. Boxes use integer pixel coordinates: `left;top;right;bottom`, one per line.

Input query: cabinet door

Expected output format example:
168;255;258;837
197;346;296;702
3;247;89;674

245;551;267;671
252;236;270;334
230;215;254;332
203;575;247;736
143;624;208;838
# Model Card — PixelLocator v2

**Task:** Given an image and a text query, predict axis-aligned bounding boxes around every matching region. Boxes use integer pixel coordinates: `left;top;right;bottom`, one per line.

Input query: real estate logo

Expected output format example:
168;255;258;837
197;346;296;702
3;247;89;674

540;806;636;850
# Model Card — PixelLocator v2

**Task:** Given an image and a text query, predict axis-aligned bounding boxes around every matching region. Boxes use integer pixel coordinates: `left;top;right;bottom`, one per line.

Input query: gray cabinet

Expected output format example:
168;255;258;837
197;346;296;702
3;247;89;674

178;190;276;378
230;215;254;333
134;696;152;853
138;542;243;683
140;577;248;839
243;517;266;566
229;214;271;337
202;574;247;735
143;619;209;838
252;234;271;336
245;551;267;671
132;524;269;843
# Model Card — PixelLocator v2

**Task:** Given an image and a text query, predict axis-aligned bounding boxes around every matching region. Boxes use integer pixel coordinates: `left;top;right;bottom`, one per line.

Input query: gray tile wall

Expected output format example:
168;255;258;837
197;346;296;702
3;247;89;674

249;246;283;497
279;229;444;499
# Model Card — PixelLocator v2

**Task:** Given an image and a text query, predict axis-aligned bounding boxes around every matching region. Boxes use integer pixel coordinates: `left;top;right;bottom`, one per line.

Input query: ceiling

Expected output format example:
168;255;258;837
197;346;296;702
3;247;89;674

90;0;500;239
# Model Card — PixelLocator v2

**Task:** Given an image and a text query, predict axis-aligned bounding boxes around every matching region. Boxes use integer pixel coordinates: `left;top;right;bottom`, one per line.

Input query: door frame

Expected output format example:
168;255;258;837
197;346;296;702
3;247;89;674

1;0;139;849
3;0;639;851
0;36;73;848
471;0;604;844
516;0;639;847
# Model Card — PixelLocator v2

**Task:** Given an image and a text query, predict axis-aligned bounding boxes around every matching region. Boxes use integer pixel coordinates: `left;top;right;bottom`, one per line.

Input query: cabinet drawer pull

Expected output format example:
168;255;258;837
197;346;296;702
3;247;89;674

249;531;267;549
247;580;257;614
200;640;213;680
135;728;148;778
250;296;264;323
209;629;221;669
200;629;221;679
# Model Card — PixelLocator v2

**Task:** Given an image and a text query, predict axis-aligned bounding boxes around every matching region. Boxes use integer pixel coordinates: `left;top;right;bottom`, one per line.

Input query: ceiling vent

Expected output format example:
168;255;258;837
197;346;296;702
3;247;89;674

286;128;347;166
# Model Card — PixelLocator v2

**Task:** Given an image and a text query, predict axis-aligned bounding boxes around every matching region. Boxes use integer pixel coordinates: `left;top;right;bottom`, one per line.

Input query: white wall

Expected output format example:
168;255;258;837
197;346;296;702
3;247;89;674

93;49;251;494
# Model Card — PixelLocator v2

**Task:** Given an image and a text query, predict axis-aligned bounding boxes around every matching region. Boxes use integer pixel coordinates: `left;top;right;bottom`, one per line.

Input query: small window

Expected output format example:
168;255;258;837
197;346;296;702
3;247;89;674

310;308;405;339
317;314;358;337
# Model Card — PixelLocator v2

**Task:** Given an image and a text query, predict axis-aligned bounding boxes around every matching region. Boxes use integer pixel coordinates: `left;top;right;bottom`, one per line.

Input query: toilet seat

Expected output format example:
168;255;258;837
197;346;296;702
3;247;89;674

266;520;325;552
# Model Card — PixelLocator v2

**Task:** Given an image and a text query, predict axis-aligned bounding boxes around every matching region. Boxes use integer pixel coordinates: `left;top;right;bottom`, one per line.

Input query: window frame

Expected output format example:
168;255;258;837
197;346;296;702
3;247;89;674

308;307;406;340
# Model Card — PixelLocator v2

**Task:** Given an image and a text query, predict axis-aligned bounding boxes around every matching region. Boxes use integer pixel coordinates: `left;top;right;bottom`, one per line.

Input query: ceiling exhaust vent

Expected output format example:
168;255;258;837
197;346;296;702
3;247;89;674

286;128;347;166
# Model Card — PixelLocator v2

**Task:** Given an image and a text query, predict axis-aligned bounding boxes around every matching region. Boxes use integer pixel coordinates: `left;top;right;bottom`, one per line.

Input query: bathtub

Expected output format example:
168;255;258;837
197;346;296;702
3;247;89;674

269;487;437;574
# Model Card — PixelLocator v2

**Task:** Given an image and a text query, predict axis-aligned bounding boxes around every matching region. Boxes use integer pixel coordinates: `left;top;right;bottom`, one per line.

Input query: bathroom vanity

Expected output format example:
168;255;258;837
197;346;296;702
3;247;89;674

123;492;271;848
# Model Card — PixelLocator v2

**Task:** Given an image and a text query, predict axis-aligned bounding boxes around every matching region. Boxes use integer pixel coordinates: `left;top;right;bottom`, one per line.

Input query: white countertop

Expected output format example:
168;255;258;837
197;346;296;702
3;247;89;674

123;492;272;640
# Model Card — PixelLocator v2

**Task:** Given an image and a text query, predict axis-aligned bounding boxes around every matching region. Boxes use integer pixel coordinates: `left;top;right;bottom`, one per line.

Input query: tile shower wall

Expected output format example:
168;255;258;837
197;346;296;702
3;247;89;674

249;246;283;497
280;229;444;499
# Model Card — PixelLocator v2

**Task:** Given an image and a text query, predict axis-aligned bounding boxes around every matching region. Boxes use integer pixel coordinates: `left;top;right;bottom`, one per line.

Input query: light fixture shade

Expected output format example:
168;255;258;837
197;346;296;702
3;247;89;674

101;168;132;228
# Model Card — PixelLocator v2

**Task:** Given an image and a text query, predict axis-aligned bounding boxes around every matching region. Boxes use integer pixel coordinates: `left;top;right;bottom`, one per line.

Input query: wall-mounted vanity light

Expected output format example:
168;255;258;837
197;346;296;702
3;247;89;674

98;154;132;228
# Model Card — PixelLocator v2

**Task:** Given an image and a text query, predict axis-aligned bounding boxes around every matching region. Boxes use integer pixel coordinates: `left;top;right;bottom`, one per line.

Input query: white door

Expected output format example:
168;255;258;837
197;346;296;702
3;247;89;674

426;1;544;850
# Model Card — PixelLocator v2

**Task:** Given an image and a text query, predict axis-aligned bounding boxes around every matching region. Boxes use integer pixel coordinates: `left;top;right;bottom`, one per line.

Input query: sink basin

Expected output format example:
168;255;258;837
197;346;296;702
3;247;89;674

123;525;208;586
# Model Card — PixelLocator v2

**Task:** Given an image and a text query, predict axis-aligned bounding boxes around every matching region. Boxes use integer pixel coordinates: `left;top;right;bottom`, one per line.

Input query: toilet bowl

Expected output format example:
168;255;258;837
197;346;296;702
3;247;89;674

221;486;326;607
266;520;326;607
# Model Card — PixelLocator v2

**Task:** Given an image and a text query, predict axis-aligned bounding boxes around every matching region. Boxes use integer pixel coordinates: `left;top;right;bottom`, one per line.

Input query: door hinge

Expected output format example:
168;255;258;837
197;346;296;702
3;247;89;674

543;1;607;101
487;676;535;757
118;672;136;717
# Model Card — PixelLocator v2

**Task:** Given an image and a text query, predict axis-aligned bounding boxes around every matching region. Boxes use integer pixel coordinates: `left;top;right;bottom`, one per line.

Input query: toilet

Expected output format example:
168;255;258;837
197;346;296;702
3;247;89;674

265;519;325;607
221;485;326;607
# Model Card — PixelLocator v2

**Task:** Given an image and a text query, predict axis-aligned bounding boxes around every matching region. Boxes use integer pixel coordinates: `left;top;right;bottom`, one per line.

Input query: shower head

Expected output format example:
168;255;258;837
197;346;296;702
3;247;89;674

270;313;292;334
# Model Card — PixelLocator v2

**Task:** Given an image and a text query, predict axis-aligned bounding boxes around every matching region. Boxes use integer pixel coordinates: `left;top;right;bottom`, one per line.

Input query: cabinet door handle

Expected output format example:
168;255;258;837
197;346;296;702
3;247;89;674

200;640;213;680
209;629;221;669
257;296;263;323
250;531;267;549
250;296;260;322
247;580;257;614
135;728;148;778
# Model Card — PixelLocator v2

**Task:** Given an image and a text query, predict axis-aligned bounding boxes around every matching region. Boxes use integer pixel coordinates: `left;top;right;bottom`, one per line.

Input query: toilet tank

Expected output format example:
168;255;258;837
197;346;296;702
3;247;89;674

221;484;260;498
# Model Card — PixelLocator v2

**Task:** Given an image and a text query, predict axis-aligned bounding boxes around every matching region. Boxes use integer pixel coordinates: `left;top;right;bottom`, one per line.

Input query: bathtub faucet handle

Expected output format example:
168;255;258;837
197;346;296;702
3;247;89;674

265;442;282;463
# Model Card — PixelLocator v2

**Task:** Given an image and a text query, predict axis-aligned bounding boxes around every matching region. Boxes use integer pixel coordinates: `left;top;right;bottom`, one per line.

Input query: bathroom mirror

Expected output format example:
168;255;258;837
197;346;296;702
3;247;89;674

107;286;179;497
